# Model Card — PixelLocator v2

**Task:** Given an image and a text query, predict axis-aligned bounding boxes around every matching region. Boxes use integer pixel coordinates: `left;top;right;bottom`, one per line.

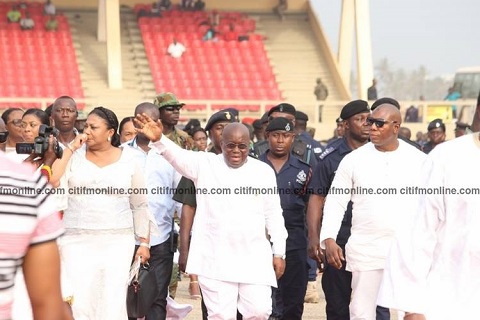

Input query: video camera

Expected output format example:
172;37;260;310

16;124;63;159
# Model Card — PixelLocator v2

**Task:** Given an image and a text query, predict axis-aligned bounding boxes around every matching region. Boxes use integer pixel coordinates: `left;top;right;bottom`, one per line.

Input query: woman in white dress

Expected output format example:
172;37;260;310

51;106;156;319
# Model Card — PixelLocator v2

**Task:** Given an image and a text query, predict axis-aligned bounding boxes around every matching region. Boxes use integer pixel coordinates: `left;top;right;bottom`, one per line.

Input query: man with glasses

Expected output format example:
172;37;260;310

320;101;426;320
135;115;288;320
259;117;312;320
154;92;193;150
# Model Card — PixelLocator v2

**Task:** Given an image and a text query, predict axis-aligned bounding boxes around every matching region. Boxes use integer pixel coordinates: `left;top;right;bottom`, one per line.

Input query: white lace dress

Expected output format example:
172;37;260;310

59;147;156;320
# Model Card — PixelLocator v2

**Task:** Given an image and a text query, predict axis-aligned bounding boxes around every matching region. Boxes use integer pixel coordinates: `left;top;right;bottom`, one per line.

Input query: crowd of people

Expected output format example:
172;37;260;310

6;1;59;31
1;90;479;320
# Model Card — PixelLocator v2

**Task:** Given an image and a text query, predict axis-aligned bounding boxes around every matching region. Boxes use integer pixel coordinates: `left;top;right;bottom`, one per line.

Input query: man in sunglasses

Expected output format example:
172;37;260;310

320;101;426;320
307;99;371;320
135;114;288;320
154;92;193;150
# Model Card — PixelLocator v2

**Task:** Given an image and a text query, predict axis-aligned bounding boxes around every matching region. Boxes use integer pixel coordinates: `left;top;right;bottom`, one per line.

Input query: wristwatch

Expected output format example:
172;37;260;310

274;254;286;260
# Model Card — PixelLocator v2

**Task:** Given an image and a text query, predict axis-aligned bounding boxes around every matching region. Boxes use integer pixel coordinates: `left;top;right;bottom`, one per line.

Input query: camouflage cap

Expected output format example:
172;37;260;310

77;110;88;120
153;92;185;108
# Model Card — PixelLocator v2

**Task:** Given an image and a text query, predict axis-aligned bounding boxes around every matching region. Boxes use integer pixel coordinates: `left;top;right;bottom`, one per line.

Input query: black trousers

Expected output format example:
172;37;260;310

129;238;174;320
271;248;308;320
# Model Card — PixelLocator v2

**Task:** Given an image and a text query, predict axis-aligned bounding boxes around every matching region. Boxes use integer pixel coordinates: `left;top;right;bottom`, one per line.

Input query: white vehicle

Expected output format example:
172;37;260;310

453;66;480;99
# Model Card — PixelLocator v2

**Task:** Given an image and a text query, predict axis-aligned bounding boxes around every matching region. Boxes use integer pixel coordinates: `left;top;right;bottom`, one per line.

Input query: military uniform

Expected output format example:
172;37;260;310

165;127;193;150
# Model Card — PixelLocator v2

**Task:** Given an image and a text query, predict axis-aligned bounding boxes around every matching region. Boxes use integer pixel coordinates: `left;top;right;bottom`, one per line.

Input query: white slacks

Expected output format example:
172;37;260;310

198;275;272;320
350;269;384;320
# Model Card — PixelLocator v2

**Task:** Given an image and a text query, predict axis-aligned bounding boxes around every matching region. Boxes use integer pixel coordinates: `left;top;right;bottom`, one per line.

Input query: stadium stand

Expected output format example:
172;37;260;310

0;1;84;110
135;4;282;112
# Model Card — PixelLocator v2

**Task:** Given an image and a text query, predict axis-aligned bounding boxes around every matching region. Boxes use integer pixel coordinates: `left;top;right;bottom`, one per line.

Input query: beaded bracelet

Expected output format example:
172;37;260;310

40;165;52;182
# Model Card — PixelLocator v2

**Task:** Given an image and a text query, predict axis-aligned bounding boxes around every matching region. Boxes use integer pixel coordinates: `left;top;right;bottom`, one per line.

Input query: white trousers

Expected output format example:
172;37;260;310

198;275;272;320
350;269;384;320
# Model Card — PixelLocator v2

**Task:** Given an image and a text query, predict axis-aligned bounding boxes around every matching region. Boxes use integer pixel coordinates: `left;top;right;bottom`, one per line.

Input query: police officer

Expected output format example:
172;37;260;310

251;103;317;168
154;92;194;149
294;110;324;160
259;117;312;320
423;118;446;154
307;100;372;320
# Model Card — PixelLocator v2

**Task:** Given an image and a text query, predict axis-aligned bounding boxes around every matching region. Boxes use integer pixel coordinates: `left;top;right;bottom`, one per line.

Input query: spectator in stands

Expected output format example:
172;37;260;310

223;24;239;41
210;10;220;26
202;26;217;41
150;2;162;17
158;0;172;11
194;0;206;11
181;0;194;10
119;116;137;144
20;12;35;30
44;0;56;16
367;79;378;101
7;5;21;23
273;0;288;21
167;38;186;58
45;15;58;31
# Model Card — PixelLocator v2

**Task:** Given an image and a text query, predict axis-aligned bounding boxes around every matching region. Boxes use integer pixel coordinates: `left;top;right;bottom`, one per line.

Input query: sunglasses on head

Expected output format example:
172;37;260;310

163;105;182;112
366;117;398;128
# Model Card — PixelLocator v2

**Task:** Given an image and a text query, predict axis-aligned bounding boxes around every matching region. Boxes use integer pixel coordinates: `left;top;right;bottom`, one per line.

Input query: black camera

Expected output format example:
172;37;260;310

16;125;63;159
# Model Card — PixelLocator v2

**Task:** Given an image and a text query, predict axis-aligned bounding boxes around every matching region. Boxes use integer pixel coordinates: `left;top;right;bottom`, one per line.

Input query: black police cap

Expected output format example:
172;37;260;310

205;108;239;131
267;103;296;117
371;97;401;111
427;118;445;132
339;100;370;120
265;117;294;132
295;111;309;121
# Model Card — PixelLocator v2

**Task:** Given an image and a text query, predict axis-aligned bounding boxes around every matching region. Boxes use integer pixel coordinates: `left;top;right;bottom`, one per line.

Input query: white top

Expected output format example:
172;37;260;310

320;140;426;271
123;139;180;246
378;133;480;319
167;42;186;58
61;147;156;239
150;136;288;287
44;3;56;15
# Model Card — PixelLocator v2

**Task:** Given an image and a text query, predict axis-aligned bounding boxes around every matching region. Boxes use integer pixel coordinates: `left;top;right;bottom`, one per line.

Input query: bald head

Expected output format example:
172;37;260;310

135;102;160;121
222;123;249;140
372;104;402;124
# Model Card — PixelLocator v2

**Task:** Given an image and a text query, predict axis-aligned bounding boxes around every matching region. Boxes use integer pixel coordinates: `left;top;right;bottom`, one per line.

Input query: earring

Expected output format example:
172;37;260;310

107;136;111;142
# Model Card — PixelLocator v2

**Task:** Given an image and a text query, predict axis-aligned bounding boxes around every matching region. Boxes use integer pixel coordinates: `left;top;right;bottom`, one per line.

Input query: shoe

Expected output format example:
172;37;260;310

188;281;201;300
304;281;320;303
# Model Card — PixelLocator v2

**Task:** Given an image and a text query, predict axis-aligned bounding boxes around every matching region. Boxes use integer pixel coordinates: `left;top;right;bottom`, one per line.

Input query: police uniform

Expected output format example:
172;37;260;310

259;118;312;320
310;137;354;319
423;118;446;154
295;111;325;161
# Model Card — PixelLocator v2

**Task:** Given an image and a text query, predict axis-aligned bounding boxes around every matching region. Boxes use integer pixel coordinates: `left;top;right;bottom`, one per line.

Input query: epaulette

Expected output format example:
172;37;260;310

319;146;336;160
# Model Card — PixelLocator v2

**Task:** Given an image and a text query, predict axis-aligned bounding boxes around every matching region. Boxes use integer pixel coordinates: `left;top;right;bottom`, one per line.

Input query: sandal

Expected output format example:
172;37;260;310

189;281;202;300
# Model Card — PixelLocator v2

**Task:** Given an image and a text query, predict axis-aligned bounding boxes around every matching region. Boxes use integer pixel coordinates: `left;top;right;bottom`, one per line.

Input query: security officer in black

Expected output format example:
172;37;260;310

259;117;312;320
251;103;317;168
422;118;446;154
306;100;372;320
294;110;324;160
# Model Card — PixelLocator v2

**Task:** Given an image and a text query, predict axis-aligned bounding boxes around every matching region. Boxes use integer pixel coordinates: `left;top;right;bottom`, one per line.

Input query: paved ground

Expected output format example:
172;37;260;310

173;273;398;319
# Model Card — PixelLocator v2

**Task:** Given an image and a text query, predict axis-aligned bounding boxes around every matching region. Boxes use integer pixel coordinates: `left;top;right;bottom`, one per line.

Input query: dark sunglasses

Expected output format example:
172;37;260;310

0;131;8;143
163;105;182;112
366;117;398;128
225;143;249;151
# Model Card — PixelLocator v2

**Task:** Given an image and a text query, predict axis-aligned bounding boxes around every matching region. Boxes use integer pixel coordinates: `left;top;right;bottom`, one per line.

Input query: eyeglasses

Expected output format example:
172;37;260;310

163;105;182;112
224;142;249;151
53;108;76;114
7;119;23;127
365;117;398;128
21;121;40;129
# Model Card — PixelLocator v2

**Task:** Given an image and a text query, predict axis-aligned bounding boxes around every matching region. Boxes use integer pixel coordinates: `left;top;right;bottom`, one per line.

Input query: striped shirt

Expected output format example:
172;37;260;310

0;152;64;320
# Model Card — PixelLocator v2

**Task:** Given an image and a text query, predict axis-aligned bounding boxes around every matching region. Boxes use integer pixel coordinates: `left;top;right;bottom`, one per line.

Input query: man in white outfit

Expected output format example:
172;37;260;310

377;132;480;320
320;103;426;320
135;114;288;320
